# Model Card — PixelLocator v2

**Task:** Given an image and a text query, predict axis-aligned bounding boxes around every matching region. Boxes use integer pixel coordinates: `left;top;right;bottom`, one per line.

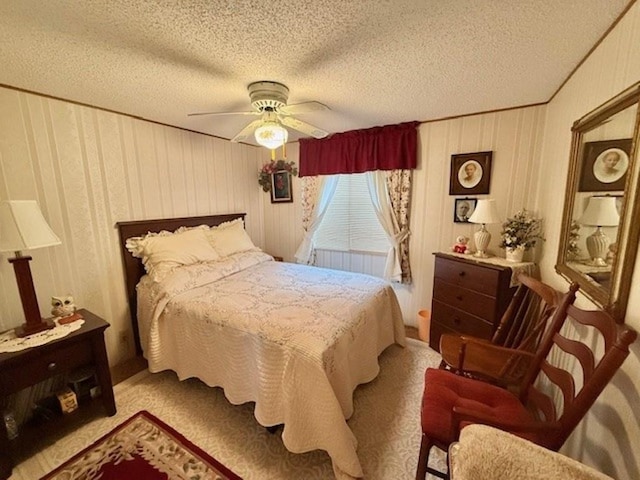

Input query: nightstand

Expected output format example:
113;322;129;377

0;309;116;479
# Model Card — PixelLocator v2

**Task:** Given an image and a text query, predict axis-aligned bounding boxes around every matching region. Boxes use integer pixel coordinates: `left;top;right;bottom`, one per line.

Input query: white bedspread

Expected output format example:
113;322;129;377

136;251;406;479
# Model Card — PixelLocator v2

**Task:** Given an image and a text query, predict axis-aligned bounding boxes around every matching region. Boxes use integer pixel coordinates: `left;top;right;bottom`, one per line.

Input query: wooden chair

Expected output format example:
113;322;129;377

416;302;637;480
439;274;579;390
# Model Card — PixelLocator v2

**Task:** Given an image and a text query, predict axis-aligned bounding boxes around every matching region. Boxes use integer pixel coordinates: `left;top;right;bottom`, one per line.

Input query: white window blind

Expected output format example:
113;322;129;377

314;173;391;254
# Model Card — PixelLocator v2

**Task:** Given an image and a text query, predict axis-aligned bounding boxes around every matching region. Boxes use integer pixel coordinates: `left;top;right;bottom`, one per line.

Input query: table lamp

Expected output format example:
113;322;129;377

0;200;61;337
578;196;619;267
468;199;501;258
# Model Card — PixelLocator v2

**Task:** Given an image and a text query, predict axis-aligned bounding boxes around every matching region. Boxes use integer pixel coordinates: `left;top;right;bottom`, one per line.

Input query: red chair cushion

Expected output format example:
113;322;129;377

421;368;535;445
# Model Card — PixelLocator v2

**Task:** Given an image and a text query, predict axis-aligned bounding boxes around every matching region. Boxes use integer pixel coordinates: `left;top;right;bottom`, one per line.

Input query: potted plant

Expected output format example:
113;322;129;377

566;220;581;261
499;209;544;262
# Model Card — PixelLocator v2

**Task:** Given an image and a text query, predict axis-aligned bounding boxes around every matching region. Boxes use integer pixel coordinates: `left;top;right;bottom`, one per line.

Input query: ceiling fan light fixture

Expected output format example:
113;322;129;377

254;122;288;149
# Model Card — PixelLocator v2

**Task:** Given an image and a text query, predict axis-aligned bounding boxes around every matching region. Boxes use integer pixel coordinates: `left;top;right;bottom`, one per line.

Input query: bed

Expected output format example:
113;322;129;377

116;213;406;479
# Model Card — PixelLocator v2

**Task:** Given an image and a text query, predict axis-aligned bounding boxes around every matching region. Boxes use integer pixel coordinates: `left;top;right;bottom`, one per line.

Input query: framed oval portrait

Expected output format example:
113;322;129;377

592;148;629;184
458;160;483;189
449;151;492;195
578;139;632;192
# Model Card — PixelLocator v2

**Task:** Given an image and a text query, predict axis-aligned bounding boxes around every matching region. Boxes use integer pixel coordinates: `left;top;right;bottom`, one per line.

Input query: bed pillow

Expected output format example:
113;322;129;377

125;224;209;257
206;218;256;257
127;227;220;280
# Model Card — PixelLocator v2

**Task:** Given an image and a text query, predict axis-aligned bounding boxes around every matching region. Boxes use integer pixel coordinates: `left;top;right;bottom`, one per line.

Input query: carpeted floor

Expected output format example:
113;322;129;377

10;338;445;480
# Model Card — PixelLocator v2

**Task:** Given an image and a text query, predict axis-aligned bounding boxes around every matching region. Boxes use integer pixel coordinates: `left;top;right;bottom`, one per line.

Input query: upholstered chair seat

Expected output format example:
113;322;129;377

421;368;538;447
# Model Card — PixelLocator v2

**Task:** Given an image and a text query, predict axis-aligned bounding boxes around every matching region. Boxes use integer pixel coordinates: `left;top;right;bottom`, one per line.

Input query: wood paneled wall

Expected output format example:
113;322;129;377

0;88;265;366
535;3;640;479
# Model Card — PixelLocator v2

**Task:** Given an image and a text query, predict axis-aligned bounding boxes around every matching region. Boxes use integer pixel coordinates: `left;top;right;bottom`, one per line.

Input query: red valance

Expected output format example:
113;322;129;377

299;121;419;177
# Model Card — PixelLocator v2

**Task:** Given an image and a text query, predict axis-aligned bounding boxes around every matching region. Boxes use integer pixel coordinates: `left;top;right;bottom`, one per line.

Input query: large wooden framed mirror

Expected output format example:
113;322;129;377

556;82;640;323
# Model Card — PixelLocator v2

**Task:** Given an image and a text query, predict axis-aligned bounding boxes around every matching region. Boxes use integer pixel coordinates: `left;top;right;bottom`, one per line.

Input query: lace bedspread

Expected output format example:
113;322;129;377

136;251;406;479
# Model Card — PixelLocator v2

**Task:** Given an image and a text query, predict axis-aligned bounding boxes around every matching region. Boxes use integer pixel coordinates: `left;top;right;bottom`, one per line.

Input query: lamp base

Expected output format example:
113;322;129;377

473;226;492;259
8;254;55;338
15;318;55;338
585;227;609;268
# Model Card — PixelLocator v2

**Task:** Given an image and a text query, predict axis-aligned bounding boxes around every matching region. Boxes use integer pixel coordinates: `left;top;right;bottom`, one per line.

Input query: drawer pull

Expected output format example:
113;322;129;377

453;317;461;325
456;295;463;301
48;362;57;371
458;270;466;277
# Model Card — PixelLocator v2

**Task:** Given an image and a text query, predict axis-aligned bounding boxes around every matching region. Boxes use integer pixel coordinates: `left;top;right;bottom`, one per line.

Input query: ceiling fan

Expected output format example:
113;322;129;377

188;81;330;148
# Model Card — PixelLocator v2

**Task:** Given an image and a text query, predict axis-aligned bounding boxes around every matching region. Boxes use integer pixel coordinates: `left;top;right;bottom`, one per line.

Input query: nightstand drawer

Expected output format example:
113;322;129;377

432;280;497;322
432;300;493;340
0;340;93;393
434;256;500;297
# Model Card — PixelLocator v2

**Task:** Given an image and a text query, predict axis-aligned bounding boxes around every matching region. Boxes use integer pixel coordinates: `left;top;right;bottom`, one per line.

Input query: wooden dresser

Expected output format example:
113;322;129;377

429;253;519;352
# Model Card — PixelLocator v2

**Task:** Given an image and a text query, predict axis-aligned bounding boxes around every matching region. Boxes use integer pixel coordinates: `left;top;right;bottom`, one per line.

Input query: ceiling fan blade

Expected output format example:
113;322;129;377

280;116;329;138
279;101;329;116
188;110;259;117
231;119;264;143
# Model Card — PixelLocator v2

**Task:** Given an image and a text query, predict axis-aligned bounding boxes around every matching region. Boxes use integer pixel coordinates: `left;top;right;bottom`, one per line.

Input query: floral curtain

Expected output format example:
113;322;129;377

294;175;339;265
385;169;412;283
300;176;320;232
366;171;405;282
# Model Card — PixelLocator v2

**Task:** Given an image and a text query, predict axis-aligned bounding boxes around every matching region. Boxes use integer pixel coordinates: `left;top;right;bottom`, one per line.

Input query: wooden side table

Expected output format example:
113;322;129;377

0;309;116;479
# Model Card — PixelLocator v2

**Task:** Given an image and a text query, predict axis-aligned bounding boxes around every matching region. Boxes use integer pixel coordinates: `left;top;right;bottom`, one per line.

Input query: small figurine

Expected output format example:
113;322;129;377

51;295;83;324
452;235;470;254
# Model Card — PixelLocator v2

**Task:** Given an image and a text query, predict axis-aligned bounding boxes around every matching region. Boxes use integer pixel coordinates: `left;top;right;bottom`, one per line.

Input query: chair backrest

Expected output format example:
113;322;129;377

492;276;579;390
492;274;576;352
523;304;637;451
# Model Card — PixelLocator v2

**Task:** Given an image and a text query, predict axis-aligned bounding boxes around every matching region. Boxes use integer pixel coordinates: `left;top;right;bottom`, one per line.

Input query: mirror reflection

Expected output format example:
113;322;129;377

556;83;640;321
567;104;636;288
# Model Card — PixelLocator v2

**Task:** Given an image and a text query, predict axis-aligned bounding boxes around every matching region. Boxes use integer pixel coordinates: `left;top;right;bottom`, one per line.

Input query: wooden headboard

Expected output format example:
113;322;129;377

116;213;246;355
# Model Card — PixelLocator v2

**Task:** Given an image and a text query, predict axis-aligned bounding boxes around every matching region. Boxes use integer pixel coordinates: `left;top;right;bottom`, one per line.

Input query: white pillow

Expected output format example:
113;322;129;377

127;227;219;280
206;219;256;257
125;224;209;257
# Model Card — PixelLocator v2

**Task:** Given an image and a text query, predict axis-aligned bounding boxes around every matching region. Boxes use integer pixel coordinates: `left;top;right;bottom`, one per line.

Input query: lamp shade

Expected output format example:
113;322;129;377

254;122;288;149
578;196;620;227
0;200;61;252
468;199;501;225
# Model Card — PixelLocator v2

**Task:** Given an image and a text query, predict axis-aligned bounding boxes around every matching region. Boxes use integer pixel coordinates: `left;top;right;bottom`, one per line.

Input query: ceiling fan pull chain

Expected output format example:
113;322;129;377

271;148;276;161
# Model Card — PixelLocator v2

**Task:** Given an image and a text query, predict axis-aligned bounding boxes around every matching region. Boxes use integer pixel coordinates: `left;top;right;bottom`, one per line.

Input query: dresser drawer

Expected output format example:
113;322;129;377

432;280;497;322
434;256;500;297
0;340;93;394
432;300;493;340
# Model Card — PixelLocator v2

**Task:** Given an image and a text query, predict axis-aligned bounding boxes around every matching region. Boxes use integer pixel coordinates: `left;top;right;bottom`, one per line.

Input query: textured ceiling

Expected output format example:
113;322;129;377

0;0;631;145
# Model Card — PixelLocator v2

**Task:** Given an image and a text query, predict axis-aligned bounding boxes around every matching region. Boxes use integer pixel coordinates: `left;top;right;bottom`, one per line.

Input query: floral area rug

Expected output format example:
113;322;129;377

40;410;242;480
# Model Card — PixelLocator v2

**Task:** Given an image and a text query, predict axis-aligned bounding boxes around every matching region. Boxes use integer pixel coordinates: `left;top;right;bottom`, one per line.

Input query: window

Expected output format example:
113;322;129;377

314;173;391;253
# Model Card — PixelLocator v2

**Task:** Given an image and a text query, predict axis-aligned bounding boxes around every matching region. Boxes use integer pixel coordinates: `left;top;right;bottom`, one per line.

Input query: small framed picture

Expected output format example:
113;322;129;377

449;151;493;195
578;139;631;192
453;198;477;223
270;170;293;203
